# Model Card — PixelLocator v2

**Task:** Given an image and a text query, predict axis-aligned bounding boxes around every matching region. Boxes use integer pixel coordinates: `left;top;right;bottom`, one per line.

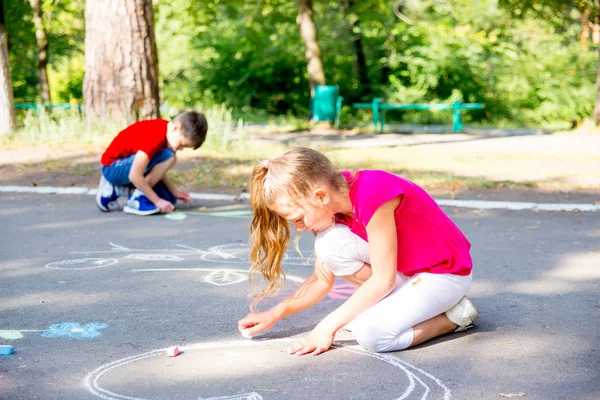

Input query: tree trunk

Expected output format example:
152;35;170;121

0;0;15;135
341;0;369;96
29;0;51;103
297;0;325;96
594;4;600;126
84;0;160;122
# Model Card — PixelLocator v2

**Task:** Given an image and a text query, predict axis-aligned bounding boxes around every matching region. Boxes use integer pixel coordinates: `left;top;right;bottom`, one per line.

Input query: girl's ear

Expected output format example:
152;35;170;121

313;187;329;205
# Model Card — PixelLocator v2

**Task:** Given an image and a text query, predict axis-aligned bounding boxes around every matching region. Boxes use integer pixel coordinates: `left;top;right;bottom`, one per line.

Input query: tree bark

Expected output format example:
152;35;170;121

341;0;369;96
594;3;600;125
29;0;51;103
0;0;15;134
84;0;160;122
297;0;325;96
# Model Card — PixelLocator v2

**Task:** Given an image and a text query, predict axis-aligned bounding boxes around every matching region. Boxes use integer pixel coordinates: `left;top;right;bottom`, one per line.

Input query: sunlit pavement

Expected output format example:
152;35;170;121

1;192;599;400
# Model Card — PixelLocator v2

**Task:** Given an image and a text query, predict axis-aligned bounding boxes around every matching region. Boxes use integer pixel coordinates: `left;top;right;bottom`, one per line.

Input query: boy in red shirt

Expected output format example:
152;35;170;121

96;110;208;216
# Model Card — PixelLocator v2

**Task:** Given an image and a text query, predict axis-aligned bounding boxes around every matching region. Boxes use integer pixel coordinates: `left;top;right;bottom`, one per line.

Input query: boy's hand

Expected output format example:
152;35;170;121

175;191;191;203
238;310;278;337
287;323;335;356
156;198;175;213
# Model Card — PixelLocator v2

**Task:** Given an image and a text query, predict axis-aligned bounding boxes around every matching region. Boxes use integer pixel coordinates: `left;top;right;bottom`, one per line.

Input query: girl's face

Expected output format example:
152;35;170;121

272;192;334;233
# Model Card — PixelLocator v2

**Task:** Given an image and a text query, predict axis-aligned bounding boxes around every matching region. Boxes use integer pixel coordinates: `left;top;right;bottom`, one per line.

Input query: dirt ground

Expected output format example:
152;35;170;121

1;133;599;204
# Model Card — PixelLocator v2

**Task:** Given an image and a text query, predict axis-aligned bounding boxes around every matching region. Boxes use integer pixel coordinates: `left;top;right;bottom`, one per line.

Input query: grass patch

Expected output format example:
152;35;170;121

2;110;596;195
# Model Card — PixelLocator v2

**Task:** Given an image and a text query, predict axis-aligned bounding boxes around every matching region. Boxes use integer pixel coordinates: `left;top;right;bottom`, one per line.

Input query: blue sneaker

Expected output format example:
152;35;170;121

95;175;121;212
124;189;160;216
153;181;177;205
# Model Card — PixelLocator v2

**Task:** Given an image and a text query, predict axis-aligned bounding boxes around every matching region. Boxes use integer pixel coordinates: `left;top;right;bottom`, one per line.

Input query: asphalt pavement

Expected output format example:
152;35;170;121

0;192;599;400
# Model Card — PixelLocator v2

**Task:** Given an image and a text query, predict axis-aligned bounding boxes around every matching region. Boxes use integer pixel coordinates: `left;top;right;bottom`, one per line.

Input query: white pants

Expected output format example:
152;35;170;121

348;271;472;352
314;223;472;352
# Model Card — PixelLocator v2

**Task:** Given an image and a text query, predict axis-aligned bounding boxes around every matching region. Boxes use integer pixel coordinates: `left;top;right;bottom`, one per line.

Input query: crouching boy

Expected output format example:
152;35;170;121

96;110;208;216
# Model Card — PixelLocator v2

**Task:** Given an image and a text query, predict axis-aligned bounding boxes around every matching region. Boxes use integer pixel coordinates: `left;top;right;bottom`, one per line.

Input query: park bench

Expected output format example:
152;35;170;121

353;98;484;134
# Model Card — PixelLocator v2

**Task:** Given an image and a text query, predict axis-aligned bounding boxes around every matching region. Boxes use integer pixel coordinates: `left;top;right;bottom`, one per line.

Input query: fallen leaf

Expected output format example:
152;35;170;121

499;393;526;398
31;181;37;187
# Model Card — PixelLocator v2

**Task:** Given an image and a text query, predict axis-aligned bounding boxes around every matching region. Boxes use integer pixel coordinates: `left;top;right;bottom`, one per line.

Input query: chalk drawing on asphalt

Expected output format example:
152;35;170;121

45;243;353;299
126;254;185;262
84;338;451;400
57;242;313;266
199;393;263;400
45;258;118;270
0;322;108;341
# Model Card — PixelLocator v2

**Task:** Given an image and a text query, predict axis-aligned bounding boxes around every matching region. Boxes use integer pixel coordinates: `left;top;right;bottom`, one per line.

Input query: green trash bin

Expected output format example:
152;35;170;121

311;85;343;126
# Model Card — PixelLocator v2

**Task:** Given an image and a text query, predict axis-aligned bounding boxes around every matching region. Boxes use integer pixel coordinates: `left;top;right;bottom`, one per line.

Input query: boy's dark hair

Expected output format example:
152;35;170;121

173;110;208;150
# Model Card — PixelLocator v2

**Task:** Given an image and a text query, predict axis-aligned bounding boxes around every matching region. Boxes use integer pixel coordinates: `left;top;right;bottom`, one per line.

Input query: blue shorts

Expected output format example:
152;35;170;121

101;148;175;186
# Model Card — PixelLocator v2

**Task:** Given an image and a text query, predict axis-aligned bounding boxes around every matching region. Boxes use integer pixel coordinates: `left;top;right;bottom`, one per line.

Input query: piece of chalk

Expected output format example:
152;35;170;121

0;345;14;355
166;346;180;357
241;329;254;339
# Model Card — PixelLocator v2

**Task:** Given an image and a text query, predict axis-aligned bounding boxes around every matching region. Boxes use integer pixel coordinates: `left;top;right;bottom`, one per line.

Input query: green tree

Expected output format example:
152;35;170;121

0;0;15;134
5;0;83;103
500;0;600;124
28;0;51;102
297;0;325;95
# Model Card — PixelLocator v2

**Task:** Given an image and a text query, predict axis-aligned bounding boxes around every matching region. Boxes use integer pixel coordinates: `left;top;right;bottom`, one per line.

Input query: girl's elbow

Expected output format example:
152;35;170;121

375;274;397;295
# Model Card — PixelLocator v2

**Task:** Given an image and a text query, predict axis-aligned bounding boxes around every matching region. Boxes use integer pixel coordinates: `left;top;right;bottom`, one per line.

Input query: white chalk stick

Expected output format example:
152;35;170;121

166;346;180;357
241;329;254;339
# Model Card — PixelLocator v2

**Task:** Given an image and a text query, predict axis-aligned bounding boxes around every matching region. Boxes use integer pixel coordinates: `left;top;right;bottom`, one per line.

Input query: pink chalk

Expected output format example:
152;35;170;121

166;346;180;357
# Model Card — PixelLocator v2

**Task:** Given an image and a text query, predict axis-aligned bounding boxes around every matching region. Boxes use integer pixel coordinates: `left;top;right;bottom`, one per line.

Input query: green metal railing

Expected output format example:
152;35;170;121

353;98;485;133
14;102;83;113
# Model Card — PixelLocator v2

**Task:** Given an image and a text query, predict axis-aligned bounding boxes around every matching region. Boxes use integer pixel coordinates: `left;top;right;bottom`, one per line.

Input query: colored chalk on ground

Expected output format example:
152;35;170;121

241;329;254;339
166;346;180;357
0;345;14;355
165;212;187;220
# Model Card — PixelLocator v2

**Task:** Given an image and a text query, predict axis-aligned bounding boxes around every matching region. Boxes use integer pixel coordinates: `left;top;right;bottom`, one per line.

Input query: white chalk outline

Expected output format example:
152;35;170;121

83;338;451;400
130;268;306;287
45;258;119;270
125;254;185;262
1;185;598;212
65;242;312;266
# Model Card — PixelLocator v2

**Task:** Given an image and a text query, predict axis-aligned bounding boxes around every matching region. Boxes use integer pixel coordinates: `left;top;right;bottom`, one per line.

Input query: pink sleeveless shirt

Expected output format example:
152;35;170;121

335;170;472;276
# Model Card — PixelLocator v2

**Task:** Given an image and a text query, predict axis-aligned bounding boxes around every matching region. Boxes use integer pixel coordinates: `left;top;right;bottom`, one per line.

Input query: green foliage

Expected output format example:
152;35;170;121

5;0;598;128
5;0;84;103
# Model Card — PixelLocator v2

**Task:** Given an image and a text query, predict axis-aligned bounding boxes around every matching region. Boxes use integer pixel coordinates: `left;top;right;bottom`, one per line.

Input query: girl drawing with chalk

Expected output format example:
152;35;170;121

238;147;478;355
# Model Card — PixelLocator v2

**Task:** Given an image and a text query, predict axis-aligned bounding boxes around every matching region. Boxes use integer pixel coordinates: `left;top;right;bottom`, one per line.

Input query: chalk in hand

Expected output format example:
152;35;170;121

241;328;254;339
0;345;14;355
166;346;180;357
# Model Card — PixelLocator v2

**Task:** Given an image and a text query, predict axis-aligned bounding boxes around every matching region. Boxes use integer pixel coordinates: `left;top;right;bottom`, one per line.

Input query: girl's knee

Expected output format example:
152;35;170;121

353;324;413;353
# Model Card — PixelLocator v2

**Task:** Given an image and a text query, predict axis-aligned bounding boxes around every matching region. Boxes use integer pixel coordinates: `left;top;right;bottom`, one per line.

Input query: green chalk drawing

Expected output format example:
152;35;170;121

0;330;24;340
165;211;187;220
0;329;44;340
204;210;251;218
164;210;251;220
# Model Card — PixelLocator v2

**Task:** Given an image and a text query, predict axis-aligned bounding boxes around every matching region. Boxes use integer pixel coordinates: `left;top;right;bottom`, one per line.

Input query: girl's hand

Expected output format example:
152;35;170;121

175;191;191;203
287;323;335;356
238;310;278;337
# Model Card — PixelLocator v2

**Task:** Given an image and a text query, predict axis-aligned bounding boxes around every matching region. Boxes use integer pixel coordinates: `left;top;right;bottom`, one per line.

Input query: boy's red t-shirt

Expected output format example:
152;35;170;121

336;170;473;277
101;119;169;167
